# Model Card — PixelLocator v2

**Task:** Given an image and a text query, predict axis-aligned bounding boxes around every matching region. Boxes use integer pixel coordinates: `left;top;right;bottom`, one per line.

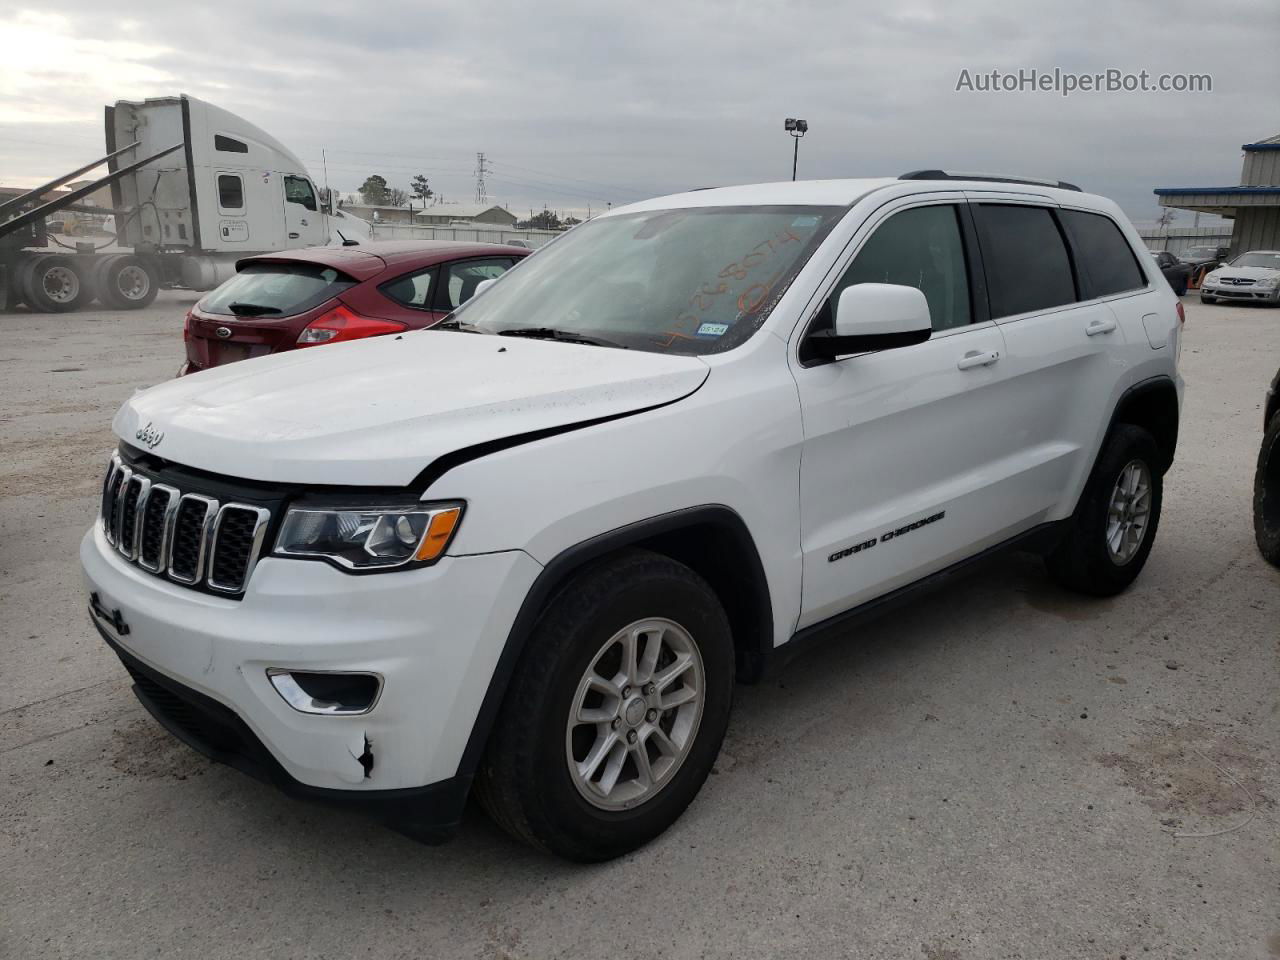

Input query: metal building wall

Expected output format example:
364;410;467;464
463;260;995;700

1232;207;1280;254
1242;148;1280;187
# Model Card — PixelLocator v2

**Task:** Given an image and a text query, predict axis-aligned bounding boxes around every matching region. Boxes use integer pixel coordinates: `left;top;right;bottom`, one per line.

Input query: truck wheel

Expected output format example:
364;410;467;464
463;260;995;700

475;549;734;861
99;255;158;309
22;254;92;313
1255;411;1280;567
1046;424;1163;596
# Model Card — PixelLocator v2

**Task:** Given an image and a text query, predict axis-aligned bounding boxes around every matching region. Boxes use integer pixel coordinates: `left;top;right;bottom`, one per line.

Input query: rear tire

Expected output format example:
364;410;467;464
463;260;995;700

22;254;92;312
1046;424;1163;596
475;549;734;861
1255;412;1280;567
99;254;158;309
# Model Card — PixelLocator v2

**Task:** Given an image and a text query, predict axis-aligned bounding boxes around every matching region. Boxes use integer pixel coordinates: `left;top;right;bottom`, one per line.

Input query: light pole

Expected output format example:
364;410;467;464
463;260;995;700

784;118;808;181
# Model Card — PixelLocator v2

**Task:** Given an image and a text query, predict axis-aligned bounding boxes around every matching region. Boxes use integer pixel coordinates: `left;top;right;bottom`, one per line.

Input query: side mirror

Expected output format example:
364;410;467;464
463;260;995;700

473;277;498;299
806;283;932;359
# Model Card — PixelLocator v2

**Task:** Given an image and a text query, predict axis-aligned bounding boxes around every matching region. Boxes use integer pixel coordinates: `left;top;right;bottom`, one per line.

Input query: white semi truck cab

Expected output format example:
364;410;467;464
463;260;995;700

1;94;334;312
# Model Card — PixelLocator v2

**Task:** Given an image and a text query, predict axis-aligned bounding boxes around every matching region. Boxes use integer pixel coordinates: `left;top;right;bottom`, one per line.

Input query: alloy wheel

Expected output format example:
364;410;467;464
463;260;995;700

565;617;705;811
1106;459;1152;565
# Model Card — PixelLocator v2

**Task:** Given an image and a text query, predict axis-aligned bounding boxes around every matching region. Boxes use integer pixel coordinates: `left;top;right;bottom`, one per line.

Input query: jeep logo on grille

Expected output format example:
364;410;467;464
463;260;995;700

135;422;165;449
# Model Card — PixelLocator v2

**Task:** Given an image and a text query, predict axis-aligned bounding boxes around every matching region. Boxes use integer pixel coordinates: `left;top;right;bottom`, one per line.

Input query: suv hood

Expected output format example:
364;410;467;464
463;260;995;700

115;331;709;487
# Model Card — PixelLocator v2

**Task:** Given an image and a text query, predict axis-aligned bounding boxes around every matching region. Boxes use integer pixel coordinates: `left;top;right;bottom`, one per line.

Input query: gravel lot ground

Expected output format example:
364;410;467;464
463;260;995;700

1;291;1277;960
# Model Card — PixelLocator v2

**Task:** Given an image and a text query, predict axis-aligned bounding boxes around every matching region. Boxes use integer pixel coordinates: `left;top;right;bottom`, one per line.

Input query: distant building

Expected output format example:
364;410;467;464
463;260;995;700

338;200;519;228
415;203;518;227
1155;134;1280;255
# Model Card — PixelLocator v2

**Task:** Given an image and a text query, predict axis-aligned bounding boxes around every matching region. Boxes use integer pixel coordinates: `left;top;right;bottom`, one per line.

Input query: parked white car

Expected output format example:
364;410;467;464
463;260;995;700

1199;250;1280;305
82;173;1183;860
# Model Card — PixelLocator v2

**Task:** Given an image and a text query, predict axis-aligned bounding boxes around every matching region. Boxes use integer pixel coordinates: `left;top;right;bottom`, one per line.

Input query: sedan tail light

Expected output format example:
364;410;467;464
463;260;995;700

183;310;192;342
297;304;407;346
1175;301;1185;325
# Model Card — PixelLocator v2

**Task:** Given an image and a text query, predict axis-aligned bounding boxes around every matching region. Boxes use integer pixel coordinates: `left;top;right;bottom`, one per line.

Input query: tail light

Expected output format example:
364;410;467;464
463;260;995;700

183;310;192;342
1175;301;1185;325
297;304;407;346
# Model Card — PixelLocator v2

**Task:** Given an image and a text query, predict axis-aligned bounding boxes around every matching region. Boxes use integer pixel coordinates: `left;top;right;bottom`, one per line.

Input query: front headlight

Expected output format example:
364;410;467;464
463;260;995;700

1255;276;1279;289
274;501;464;570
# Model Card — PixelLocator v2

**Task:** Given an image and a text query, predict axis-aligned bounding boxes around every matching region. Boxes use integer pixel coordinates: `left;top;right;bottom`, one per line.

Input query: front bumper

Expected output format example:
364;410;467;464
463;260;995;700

82;525;541;832
1201;282;1280;302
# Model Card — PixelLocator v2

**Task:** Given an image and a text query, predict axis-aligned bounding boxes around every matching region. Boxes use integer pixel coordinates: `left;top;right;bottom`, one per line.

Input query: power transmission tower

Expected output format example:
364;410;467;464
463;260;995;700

474;152;490;204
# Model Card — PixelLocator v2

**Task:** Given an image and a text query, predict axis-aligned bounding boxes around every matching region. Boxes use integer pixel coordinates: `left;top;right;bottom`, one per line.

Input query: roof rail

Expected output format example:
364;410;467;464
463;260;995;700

899;170;1082;192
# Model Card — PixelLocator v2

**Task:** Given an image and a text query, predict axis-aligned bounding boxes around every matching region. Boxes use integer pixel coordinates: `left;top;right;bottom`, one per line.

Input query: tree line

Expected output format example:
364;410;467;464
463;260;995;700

358;173;433;208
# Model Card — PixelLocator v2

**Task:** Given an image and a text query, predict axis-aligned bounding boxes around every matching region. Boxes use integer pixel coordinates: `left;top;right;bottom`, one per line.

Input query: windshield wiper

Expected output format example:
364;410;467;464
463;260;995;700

227;302;283;316
496;327;627;349
433;315;485;333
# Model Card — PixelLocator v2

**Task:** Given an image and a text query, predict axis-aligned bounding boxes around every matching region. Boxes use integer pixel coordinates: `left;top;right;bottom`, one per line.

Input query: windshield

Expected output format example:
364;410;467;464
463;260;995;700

449;205;844;354
1228;252;1280;270
1182;246;1218;259
199;262;356;317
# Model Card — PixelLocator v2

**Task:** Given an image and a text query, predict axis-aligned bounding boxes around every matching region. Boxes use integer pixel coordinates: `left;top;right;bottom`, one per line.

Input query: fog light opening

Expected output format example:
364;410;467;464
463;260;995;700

267;669;382;715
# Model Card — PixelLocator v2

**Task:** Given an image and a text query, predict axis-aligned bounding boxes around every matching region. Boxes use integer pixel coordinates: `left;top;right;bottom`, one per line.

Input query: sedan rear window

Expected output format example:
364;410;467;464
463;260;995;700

199;262;357;317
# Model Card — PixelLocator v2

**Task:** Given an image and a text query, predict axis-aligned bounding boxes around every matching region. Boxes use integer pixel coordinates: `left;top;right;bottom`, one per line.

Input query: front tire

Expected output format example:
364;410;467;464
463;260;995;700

475;549;734;861
1255;412;1280;567
1200;293;1217;304
1046;424;1164;596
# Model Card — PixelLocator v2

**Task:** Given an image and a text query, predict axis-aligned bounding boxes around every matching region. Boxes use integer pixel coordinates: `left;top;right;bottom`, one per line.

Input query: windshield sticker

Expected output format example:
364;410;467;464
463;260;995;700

696;322;729;337
792;215;820;228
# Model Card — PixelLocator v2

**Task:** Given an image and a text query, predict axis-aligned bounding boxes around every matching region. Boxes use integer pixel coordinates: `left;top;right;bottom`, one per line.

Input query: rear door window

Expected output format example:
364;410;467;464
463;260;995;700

199;262;357;317
1059;209;1146;298
381;267;437;309
973;204;1077;318
438;258;514;310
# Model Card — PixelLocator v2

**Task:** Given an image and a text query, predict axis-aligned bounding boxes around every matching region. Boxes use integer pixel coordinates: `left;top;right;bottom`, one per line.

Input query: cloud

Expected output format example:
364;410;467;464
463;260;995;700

2;0;1276;221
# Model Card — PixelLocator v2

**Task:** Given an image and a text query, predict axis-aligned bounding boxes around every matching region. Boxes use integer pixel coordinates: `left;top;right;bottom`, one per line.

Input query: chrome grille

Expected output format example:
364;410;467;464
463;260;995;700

97;452;271;596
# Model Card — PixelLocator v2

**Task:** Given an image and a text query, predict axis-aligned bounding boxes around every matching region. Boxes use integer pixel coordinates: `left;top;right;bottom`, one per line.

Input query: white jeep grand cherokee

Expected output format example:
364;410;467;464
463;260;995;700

83;173;1183;861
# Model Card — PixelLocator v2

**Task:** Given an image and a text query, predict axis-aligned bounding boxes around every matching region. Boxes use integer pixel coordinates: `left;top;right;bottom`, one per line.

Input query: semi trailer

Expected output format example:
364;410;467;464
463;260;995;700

0;94;344;313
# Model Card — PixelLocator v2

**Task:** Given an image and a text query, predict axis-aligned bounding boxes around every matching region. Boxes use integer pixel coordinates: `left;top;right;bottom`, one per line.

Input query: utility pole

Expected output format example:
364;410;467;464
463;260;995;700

321;149;331;211
474;152;490;204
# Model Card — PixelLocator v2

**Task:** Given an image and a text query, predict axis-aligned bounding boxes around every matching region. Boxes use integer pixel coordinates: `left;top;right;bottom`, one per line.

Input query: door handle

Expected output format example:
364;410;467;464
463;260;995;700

288;232;300;239
1085;318;1117;336
957;349;1000;370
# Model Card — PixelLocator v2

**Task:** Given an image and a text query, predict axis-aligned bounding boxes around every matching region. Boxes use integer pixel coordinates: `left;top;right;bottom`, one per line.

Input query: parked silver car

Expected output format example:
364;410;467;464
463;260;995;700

1200;250;1280;305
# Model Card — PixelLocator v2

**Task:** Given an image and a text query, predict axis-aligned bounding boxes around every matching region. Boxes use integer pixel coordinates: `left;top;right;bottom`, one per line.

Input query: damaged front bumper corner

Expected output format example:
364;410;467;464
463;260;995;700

93;617;470;843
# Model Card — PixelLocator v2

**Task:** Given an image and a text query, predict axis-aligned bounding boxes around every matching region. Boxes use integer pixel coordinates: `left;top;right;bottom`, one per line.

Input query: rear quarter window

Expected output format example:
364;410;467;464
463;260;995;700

1059;209;1146;298
973;204;1077;319
199;262;357;318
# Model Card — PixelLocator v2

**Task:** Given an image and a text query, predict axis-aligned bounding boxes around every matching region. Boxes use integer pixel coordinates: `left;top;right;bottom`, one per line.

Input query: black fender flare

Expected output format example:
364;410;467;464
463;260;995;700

453;504;773;783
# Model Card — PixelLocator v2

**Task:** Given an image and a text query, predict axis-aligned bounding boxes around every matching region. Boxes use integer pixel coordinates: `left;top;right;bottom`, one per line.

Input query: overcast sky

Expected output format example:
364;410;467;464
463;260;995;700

2;0;1277;223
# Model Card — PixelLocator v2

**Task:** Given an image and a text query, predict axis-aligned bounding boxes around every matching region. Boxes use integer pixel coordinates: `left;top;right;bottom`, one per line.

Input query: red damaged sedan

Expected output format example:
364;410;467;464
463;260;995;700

181;240;531;374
